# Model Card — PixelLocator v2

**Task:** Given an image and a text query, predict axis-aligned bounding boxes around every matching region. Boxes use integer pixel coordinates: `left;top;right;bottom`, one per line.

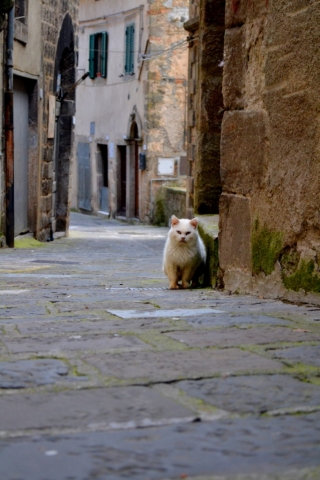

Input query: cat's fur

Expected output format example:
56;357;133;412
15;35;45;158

163;215;206;289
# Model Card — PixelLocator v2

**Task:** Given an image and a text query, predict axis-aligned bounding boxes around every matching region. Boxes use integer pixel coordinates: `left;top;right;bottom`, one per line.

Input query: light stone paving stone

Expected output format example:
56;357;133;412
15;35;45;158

165;326;320;347
176;375;320;414
2;334;150;355
269;345;320;367
108;308;225;319
83;349;283;381
0;386;195;432
1;412;320;480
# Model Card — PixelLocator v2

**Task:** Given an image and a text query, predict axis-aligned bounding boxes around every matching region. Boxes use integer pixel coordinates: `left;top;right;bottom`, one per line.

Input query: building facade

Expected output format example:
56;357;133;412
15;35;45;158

0;0;79;245
72;0;189;223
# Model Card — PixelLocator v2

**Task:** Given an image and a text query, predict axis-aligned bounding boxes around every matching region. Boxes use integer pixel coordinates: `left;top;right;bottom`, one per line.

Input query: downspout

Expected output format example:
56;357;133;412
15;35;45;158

4;6;14;247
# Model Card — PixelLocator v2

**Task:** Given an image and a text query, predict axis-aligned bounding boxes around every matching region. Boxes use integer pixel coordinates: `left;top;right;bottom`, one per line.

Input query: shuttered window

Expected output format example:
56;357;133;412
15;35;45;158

89;32;108;79
125;24;135;75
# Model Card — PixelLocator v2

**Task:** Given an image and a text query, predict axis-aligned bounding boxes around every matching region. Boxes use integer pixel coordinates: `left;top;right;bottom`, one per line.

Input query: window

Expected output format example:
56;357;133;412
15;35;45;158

125;24;135;75
15;0;27;23
89;32;108;79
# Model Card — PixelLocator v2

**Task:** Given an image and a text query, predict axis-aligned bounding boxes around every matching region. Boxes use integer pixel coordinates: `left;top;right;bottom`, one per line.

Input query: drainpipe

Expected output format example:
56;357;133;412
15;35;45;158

4;6;14;248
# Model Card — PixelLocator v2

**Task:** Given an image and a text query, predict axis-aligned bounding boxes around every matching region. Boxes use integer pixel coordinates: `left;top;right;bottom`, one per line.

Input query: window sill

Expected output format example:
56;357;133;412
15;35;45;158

14;20;28;44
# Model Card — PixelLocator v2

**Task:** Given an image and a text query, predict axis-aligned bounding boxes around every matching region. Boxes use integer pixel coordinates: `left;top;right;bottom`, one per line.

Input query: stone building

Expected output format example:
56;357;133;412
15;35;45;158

186;0;320;303
0;0;79;244
72;0;189;223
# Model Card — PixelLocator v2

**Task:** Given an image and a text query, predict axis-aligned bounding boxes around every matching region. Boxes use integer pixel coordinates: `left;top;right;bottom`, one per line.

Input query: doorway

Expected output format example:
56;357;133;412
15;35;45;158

98;144;109;213
118;145;126;216
13;77;29;236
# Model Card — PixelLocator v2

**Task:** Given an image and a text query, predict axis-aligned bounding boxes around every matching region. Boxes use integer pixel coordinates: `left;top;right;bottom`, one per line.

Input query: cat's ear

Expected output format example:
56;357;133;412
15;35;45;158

171;215;179;226
190;218;198;229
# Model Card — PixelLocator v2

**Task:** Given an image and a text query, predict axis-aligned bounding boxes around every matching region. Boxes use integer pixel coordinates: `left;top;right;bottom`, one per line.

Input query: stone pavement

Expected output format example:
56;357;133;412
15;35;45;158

0;212;320;480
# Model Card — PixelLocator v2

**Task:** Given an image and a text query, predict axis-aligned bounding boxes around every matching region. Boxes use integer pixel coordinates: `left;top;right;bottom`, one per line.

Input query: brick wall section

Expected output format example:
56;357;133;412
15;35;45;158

220;0;320;299
145;0;188;222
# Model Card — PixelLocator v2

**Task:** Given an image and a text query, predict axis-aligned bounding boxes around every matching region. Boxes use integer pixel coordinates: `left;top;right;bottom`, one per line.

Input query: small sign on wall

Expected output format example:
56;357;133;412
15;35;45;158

158;158;174;176
48;95;56;139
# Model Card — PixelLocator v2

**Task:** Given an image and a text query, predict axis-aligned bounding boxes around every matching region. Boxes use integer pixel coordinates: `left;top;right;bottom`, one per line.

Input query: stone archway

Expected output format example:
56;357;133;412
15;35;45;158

53;13;75;233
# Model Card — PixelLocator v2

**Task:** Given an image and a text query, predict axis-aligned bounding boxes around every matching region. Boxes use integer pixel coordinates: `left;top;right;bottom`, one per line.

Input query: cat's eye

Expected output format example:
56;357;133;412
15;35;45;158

177;231;181;234
186;232;190;235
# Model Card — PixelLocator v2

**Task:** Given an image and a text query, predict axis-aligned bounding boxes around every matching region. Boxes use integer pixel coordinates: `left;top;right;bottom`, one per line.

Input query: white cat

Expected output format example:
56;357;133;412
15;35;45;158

163;215;206;289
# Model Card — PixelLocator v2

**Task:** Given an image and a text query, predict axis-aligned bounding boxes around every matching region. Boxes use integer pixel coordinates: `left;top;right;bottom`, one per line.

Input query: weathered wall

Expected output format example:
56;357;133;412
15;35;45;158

194;0;224;215
184;0;199;218
219;0;320;303
0;26;4;241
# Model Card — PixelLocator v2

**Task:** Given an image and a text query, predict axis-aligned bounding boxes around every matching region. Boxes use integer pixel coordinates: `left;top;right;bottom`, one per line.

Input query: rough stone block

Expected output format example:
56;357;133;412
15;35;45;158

220;110;268;195
219;193;252;272
222;27;246;110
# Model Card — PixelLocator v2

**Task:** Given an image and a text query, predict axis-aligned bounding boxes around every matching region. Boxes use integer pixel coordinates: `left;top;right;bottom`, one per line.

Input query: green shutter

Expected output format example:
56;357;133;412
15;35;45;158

101;32;108;78
125;24;134;74
89;34;96;79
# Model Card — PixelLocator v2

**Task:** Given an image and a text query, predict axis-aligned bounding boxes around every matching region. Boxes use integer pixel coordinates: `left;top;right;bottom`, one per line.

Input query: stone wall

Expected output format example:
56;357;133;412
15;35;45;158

39;0;79;241
219;0;320;303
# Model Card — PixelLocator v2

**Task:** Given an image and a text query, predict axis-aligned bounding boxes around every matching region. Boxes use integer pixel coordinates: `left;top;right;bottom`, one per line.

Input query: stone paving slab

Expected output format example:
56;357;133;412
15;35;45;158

1;334;149;355
83;349;283;382
0;386;195;433
269;345;320;367
176;374;320;414
1;412;320;480
165;326;320;347
12;318;174;335
0;359;80;388
182;314;292;328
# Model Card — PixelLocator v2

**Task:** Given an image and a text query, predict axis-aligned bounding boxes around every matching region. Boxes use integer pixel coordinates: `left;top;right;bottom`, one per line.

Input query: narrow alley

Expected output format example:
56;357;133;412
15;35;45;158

0;213;320;480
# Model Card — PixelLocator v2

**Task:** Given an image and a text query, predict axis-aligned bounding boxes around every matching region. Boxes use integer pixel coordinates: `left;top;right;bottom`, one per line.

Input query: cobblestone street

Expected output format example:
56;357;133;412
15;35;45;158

0;212;320;480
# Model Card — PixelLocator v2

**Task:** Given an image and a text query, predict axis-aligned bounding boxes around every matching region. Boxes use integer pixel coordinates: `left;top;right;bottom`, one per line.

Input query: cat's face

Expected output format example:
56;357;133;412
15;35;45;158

170;216;198;244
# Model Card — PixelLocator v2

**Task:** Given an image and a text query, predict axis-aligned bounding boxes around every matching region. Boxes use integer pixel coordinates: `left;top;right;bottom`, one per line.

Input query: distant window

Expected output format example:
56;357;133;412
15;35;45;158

15;0;27;24
125;24;135;75
89;32;108;79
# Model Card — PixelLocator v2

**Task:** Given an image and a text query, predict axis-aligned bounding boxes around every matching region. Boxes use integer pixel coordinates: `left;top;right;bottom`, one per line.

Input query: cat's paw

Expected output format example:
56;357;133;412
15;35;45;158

169;283;180;289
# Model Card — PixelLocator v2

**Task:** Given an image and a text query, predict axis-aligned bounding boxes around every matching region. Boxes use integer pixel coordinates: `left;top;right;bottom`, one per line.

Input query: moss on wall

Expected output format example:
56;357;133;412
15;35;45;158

153;189;167;226
282;259;320;293
152;186;186;226
197;216;219;288
252;219;283;276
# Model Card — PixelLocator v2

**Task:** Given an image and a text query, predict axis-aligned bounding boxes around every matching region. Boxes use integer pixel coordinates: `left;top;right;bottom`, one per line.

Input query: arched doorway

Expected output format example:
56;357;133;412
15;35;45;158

125;106;142;220
53;13;75;233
